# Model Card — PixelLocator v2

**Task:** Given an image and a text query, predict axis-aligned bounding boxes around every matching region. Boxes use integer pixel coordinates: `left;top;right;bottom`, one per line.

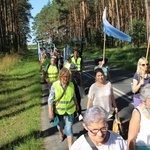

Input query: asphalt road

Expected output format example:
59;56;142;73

82;59;134;109
40;59;134;150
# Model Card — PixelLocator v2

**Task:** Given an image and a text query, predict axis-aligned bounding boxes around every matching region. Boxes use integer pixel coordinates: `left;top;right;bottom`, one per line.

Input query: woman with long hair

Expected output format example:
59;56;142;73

132;57;149;107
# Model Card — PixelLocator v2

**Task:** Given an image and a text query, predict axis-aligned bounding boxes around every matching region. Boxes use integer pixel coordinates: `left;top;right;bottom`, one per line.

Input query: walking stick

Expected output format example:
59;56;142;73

103;33;106;61
146;36;150;60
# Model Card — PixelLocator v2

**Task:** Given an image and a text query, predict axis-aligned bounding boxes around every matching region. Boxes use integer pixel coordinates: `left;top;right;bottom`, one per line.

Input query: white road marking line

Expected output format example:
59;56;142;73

83;72;132;103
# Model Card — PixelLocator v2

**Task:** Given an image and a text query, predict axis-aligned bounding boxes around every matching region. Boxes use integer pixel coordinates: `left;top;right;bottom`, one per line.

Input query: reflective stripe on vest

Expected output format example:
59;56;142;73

47;65;58;82
71;57;81;71
53;81;76;115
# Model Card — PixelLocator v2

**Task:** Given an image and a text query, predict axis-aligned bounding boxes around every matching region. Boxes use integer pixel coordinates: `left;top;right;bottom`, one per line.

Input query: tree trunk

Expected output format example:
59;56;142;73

145;0;150;39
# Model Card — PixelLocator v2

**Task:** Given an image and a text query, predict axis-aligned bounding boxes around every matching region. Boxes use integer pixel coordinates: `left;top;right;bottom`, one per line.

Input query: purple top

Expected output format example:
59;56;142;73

133;73;150;99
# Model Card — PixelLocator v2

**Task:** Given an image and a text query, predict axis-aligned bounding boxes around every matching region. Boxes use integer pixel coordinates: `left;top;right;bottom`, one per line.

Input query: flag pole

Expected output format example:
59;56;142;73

103;33;106;60
146;36;150;60
103;7;106;61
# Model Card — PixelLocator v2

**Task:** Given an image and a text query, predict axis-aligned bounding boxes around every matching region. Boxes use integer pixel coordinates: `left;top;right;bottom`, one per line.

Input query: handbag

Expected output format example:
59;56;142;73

112;113;123;134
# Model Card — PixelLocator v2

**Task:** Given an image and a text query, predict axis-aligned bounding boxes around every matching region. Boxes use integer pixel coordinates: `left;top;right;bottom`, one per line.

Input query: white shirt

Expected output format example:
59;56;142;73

71;131;127;150
136;106;150;147
88;82;114;116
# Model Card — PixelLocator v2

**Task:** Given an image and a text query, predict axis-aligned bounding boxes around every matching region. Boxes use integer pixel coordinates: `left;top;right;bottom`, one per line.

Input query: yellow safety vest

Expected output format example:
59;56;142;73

53;81;76;115
71;57;81;71
47;65;58;83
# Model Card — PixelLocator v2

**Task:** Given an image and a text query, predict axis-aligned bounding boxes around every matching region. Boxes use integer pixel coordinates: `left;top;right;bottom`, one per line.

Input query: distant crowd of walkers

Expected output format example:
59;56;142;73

38;44;150;150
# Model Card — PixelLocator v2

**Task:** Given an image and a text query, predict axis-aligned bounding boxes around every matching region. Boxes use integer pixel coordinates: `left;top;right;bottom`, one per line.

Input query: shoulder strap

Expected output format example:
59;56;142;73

84;134;98;150
135;107;141;115
54;83;68;105
135;107;141;120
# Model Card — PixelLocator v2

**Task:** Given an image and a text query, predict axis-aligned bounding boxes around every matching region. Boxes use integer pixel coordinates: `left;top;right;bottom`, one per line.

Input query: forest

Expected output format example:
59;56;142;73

32;0;148;48
0;0;32;54
0;0;149;55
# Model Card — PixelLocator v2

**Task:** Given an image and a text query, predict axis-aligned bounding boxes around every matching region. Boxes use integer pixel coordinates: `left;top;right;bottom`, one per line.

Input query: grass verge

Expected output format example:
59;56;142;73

83;45;149;71
0;50;44;150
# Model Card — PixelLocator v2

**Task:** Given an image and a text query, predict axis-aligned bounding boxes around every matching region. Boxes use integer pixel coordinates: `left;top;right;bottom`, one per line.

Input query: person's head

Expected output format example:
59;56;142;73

73;50;79;58
136;57;148;74
140;84;150;107
83;105;108;144
46;53;50;58
42;53;47;58
57;50;61;58
40;48;43;51
66;56;71;63
58;67;71;85
51;46;54;50
50;57;56;65
94;68;105;83
96;57;108;66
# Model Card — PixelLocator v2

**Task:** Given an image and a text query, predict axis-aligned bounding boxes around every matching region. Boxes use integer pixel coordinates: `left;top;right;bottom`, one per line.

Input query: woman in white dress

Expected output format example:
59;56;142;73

87;68;118;118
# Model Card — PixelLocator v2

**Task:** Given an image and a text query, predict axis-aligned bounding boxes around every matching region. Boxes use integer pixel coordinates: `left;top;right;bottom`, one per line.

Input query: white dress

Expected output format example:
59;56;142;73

88;82;114;117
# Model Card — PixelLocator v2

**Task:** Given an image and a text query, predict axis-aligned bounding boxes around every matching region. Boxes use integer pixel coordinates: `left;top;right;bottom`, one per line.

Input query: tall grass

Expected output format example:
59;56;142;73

0;50;44;150
0;54;20;73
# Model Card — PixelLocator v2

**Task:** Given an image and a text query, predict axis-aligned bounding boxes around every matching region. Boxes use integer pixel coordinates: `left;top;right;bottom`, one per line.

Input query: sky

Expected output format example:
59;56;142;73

29;0;50;18
28;0;50;44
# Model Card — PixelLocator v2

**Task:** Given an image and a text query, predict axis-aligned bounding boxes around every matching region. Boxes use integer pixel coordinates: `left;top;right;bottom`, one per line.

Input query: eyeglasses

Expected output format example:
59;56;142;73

141;63;148;66
62;76;69;78
87;126;108;135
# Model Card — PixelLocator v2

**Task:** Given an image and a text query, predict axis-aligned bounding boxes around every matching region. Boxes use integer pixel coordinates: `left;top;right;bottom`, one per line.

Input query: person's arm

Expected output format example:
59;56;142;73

43;64;48;80
48;85;55;120
101;60;105;68
45;65;50;83
132;74;144;93
110;83;118;112
111;89;118;113
128;109;140;150
73;88;79;112
86;86;93;109
87;98;93;109
132;78;144;93
81;57;85;70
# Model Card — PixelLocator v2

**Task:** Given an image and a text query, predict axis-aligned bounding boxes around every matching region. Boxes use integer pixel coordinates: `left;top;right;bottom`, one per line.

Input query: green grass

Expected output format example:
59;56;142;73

0;44;149;149
27;44;38;50
83;45;149;71
0;50;44;150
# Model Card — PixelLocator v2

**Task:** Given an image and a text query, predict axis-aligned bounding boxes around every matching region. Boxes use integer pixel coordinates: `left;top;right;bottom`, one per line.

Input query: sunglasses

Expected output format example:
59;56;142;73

141;63;148;66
